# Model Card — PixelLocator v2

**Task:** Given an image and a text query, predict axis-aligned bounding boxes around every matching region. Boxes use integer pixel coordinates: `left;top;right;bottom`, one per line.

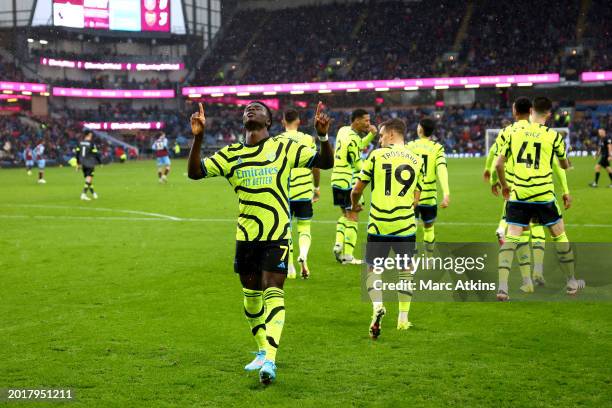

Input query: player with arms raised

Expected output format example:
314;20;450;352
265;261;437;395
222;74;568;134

351;118;423;338
279;108;321;279
495;98;583;301
589;128;612;188
331;109;377;264
407;117;449;256
187;101;334;385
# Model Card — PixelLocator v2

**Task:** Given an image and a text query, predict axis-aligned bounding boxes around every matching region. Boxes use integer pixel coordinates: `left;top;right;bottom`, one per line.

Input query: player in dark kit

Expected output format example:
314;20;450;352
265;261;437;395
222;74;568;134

75;131;102;201
187;101;334;385
589;128;612;187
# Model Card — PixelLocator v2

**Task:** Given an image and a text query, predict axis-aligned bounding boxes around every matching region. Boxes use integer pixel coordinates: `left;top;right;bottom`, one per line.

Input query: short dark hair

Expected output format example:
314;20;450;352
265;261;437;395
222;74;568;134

351;108;369;123
380;118;406;136
249;101;273;130
419;117;435;136
283;108;299;123
514;97;532;115
533;97;552;114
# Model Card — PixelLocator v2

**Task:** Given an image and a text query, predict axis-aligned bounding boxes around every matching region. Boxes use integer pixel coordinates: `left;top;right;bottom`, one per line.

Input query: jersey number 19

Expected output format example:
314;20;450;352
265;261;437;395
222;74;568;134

382;164;415;197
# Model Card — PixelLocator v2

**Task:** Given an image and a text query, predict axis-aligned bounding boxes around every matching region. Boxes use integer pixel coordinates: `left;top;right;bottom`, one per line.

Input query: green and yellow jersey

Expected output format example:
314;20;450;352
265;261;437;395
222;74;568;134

278;129;317;201
406;137;448;205
499;122;567;202
358;144;424;237
487;122;569;194
200;135;317;241
486;123;515;186
331;125;375;190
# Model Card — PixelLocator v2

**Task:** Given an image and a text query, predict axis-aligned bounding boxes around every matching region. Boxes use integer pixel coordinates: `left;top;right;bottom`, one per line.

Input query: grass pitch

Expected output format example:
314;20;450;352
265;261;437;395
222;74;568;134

1;157;610;407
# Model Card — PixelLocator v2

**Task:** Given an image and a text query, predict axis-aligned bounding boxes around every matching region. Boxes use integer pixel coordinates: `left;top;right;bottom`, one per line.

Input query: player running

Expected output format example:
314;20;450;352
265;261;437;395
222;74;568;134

75;131;102;201
279;108;321;279
331;109;377;264
495;98;583;301
187;101;333;385
351;118;423;338
589;128;612;187
153;132;171;183
407;117;449;256
33;141;46;184
23;144;34;175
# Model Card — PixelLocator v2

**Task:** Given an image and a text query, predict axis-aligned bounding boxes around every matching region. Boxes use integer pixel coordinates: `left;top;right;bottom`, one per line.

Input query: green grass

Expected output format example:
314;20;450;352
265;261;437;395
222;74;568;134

0;157;610;407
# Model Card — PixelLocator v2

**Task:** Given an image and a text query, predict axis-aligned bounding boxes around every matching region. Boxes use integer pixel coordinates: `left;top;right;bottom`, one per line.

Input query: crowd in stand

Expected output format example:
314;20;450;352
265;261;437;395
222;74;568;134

195;0;607;85
571;111;612;151
1;0;610;168
460;1;578;76
0;55;25;82
350;1;463;81
583;0;612;72
0;114;110;165
2;102;610;168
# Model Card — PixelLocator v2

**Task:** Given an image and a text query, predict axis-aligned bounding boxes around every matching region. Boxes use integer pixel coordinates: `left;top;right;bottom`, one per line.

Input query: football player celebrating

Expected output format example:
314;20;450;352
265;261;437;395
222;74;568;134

495;97;583;301
331;109;377;264
351;118;423;338
407;117;450;256
187;102;333;384
279;108;320;279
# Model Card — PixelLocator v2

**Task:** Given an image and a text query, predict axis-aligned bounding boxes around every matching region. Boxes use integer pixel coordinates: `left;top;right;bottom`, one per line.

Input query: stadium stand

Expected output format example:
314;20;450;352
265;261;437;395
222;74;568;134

194;0;609;85
1;0;611;168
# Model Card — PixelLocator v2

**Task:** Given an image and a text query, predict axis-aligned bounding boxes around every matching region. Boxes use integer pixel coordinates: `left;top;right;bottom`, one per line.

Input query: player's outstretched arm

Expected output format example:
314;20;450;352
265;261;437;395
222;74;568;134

313;101;334;170
188;103;206;180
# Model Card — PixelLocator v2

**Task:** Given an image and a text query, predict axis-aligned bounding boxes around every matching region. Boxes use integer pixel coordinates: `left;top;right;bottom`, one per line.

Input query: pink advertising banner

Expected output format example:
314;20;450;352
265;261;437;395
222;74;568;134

581;71;612;82
182;73;560;96
53;87;175;98
40;58;184;71
0;81;49;93
82;121;165;130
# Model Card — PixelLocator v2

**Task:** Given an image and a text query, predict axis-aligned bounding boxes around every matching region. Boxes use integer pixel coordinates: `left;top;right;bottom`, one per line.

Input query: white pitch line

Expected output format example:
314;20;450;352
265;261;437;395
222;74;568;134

0;214;171;222
1;213;611;229
2;204;181;221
